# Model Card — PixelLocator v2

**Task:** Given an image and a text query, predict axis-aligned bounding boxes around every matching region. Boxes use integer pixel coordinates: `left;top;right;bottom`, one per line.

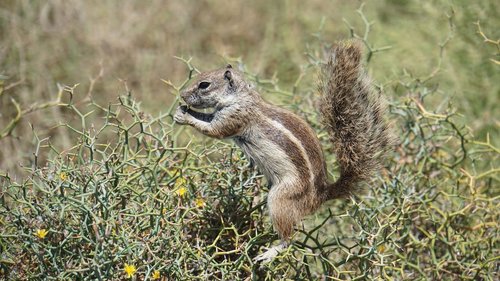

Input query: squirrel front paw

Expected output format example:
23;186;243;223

173;106;189;124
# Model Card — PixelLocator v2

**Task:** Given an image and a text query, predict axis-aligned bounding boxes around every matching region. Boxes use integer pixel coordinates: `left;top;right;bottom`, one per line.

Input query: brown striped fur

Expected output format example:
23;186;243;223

173;41;391;262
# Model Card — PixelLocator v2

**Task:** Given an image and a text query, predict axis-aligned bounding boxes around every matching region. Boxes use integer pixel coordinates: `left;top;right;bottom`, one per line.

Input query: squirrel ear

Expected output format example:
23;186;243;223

226;64;232;69
224;70;234;88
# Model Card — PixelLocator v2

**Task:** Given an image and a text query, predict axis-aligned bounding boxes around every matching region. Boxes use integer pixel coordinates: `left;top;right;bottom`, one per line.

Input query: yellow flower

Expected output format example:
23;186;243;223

59;172;67;181
124;263;136;278
435;149;449;159
195;198;205;208
176;187;187;197
152;270;160;280
175;177;187;188
35;229;48;239
124;166;134;173
377;244;386;253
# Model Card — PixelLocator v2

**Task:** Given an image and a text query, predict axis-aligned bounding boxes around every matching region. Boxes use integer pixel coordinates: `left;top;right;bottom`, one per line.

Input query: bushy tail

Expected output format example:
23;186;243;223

318;40;392;200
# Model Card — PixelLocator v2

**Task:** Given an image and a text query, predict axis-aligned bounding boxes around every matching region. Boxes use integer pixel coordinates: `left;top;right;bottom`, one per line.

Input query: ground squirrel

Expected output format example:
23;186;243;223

174;40;391;262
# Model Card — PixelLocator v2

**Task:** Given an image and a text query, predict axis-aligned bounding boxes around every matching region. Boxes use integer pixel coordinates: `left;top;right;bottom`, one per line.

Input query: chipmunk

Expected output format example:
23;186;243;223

173;41;391;263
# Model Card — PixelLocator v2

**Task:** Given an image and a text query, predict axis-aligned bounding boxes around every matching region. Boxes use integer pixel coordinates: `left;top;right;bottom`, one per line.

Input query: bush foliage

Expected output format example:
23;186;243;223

1;60;498;281
1;1;499;280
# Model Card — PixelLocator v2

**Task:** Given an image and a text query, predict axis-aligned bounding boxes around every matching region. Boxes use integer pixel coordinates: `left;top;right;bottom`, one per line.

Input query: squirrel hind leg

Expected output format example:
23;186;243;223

267;187;302;239
253;186;303;263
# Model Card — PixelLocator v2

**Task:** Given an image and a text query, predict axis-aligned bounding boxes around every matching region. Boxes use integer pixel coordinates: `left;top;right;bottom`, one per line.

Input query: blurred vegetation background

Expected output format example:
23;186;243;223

0;0;498;176
0;0;499;280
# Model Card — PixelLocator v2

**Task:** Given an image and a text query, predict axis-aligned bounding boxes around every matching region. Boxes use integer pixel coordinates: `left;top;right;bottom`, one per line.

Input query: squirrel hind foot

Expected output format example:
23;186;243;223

253;242;288;264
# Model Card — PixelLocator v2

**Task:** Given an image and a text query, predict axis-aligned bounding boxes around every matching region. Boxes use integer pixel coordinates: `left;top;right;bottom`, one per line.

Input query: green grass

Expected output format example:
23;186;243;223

0;1;499;280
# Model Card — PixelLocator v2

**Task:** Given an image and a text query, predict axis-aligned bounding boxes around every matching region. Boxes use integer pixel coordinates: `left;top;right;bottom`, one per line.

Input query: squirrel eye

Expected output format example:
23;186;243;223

198;82;211;90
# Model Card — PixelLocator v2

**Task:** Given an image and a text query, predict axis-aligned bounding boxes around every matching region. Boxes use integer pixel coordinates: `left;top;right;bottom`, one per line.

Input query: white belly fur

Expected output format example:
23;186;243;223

233;127;299;186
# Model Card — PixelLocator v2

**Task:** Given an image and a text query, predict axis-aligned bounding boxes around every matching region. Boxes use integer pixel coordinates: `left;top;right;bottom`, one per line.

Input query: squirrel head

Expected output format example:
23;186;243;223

180;64;256;110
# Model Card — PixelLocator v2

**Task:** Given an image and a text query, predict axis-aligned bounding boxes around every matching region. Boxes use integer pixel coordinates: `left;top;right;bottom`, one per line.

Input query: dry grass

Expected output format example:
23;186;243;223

0;1;499;280
1;0;499;175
